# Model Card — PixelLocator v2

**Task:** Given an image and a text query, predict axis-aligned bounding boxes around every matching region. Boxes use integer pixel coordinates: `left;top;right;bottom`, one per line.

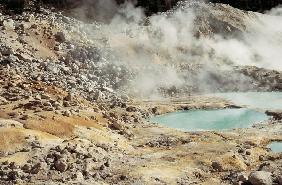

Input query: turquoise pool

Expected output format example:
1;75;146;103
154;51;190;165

150;108;268;131
268;142;282;153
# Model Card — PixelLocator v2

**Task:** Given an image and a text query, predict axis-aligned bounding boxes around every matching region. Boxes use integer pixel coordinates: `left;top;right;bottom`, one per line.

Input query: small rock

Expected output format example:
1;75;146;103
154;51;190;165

30;163;44;174
238;148;245;153
104;160;110;167
54;45;61;51
99;164;105;170
63;110;71;117
2;161;9;165
259;155;265;161
9;162;18;170
211;161;223;172
238;173;248;183
0;96;8;105
120;175;127;180
21;148;30;152
72;172;84;181
41;94;51;100
7;171;18;181
55;32;66;43
63;101;71;107
111;121;123;130
246;150;251;155
126;106;138;112
0;46;14;55
278;175;282;184
90;115;96;120
16;53;32;63
64;93;74;102
7;112;19;118
54;159;68;172
26;14;35;22
21;164;31;173
21;115;29;120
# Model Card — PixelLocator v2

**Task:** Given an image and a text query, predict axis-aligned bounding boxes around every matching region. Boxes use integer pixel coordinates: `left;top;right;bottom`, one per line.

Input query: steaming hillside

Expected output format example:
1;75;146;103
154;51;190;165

1;1;282;98
69;1;282;97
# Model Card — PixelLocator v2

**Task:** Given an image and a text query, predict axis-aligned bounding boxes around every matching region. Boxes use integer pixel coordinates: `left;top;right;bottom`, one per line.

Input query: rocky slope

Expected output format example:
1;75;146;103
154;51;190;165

0;1;281;185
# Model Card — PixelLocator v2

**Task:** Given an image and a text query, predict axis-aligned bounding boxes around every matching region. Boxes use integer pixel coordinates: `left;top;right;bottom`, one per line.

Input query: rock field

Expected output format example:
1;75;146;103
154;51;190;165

0;1;281;185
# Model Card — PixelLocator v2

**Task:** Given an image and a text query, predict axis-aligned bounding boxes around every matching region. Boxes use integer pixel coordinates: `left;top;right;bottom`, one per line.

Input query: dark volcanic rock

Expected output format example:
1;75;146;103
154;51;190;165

265;110;282;120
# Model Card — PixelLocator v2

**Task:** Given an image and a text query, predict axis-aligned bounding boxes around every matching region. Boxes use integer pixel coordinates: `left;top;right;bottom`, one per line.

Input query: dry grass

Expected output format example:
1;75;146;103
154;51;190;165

0;128;27;154
30;82;67;97
24;116;105;138
220;153;247;171
25;119;75;138
0;152;29;166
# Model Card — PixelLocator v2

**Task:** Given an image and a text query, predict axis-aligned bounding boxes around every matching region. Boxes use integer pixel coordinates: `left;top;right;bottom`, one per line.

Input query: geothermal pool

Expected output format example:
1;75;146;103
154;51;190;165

151;92;282;131
151;108;268;131
268;142;282;153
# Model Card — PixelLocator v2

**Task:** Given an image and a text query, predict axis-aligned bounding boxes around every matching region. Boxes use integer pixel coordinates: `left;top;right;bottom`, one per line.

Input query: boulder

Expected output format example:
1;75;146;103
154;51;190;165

248;171;273;185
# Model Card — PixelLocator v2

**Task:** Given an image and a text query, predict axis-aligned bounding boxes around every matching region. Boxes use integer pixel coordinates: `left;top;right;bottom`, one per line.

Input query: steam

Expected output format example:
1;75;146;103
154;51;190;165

70;0;119;22
209;6;282;69
245;8;282;69
74;1;282;98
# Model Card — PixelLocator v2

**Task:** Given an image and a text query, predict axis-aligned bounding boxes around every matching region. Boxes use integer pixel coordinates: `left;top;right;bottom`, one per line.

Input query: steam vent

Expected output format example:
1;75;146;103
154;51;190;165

0;0;282;184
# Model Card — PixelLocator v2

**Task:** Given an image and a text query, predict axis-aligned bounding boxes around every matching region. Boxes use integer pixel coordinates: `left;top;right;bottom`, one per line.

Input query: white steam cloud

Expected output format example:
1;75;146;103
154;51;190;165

76;1;282;98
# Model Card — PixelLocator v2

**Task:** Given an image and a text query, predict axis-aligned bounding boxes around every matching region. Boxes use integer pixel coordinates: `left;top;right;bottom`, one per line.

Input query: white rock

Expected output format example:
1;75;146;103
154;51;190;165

2;19;15;30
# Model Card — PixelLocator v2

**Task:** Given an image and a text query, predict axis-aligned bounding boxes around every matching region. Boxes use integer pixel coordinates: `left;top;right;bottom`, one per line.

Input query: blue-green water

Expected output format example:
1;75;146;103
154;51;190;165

150;108;268;131
212;92;282;110
268;142;282;153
